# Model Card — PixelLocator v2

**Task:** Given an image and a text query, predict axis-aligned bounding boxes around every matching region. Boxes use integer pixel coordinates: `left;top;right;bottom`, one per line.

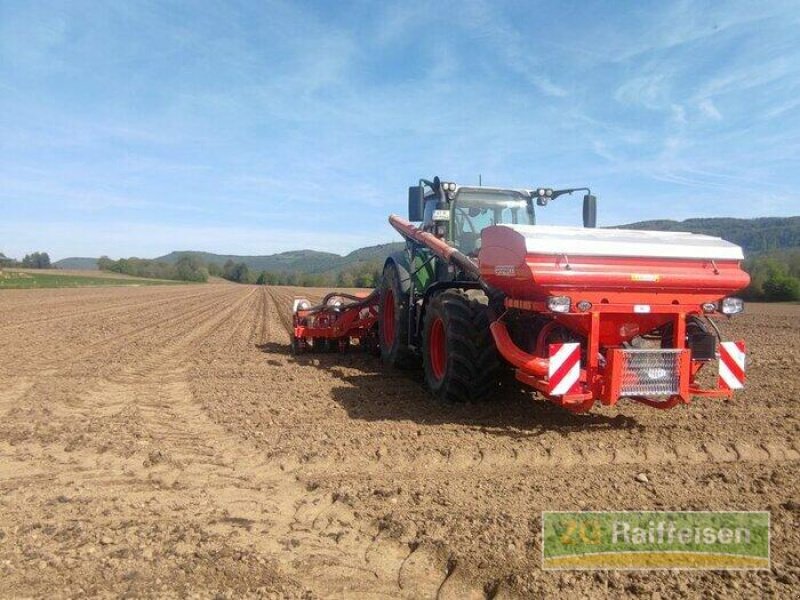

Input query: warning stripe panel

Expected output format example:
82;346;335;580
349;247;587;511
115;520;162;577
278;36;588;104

723;340;746;369
718;341;746;390
549;348;580;387
548;342;581;396
551;362;580;396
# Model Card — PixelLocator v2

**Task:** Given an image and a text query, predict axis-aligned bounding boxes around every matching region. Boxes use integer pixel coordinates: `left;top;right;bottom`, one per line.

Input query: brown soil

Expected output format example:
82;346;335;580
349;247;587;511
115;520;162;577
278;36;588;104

0;284;797;599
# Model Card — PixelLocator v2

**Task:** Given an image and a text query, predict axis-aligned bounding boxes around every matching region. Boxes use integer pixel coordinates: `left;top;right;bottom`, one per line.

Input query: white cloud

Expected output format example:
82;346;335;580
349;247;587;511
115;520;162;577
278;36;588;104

455;0;569;98
1;0;798;261
615;74;671;109
698;98;723;121
671;104;687;125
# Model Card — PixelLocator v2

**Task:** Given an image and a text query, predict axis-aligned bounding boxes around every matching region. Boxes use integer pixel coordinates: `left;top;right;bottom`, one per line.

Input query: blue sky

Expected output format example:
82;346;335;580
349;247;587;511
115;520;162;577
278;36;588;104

1;0;798;260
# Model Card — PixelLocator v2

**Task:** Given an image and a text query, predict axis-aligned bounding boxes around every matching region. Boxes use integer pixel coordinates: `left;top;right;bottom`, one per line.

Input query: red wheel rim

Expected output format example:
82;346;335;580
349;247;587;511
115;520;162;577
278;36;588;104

382;289;395;346
429;317;446;380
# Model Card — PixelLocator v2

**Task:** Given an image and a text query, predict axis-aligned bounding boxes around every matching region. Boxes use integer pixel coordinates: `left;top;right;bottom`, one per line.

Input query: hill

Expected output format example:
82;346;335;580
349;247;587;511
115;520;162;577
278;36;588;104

155;243;405;276
52;257;99;270
614;217;800;301
616;217;800;254
154;216;799;274
155;249;341;274
50;216;799;278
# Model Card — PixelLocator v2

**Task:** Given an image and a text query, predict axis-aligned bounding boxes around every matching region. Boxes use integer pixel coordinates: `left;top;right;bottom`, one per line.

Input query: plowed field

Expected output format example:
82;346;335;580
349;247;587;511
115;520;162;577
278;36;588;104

0;284;797;598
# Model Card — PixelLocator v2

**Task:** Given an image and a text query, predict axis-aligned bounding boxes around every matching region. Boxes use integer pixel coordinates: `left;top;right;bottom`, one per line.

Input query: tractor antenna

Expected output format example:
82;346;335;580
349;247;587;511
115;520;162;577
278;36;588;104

479;174;482;187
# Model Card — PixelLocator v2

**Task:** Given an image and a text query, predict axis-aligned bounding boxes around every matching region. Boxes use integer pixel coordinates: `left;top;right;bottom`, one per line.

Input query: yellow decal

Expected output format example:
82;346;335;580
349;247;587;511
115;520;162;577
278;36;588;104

631;273;660;282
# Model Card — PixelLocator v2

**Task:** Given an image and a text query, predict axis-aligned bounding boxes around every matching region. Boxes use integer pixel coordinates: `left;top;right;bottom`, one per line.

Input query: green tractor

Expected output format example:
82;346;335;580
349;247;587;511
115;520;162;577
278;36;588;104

379;176;596;402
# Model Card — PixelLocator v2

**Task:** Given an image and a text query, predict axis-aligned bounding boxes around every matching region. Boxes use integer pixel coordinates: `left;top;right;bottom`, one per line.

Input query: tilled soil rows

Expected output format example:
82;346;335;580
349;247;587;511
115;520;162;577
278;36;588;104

0;283;797;598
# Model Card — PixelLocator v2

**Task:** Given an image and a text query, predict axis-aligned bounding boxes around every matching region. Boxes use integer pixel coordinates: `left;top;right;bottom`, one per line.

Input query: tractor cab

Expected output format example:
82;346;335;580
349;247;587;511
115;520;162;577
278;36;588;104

450;188;535;256
408;177;597;256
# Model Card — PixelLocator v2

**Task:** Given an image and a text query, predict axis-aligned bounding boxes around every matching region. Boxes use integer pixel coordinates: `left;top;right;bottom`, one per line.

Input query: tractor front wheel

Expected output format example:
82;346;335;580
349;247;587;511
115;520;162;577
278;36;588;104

422;290;499;402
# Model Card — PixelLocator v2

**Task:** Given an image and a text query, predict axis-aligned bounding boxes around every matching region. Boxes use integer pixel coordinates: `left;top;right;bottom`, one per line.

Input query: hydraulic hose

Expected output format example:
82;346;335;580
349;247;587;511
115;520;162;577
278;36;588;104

388;215;481;279
388;214;549;377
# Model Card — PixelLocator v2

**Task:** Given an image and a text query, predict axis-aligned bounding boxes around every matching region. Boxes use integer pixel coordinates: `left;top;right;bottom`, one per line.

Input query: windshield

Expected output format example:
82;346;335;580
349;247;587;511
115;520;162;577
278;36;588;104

451;189;534;254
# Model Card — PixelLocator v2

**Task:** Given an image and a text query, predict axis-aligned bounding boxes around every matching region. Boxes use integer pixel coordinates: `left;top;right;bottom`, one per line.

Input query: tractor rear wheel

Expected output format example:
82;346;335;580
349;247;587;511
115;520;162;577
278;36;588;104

422;289;499;402
379;262;416;368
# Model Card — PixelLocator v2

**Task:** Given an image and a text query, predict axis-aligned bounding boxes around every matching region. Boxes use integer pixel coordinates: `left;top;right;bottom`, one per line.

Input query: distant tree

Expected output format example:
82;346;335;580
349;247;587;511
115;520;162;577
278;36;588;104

232;263;251;283
763;273;800;301
222;261;251;283
111;258;135;276
0;252;15;268
207;262;222;277
336;271;355;288
21;252;51;269
175;255;209;282
353;264;378;288
222;259;236;280
256;271;282;285
97;256;114;271
789;252;800;278
740;251;800;301
95;255;206;282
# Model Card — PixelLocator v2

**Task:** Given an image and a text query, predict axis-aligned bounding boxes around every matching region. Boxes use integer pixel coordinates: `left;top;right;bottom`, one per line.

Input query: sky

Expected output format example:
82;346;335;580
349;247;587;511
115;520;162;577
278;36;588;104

1;0;799;260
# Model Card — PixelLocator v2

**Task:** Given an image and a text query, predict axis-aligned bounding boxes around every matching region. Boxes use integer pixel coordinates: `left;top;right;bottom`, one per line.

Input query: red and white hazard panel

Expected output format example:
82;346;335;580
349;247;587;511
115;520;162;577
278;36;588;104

718;340;746;390
548;342;581;396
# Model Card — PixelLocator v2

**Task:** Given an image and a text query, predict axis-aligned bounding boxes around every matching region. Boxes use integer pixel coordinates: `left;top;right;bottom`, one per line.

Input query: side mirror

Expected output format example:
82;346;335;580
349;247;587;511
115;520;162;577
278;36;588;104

583;194;597;228
408;186;424;222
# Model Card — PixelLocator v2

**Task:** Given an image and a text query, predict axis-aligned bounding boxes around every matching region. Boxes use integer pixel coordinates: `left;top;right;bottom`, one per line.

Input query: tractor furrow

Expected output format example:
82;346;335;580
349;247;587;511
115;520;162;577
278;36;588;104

2;284;798;599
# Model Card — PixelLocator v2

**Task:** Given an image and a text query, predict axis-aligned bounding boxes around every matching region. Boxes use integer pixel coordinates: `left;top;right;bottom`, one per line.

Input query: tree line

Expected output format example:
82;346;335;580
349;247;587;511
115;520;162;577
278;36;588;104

97;255;209;282
218;258;382;288
181;250;800;300
627;217;800;253
0;251;51;269
2;247;799;300
741;251;800;301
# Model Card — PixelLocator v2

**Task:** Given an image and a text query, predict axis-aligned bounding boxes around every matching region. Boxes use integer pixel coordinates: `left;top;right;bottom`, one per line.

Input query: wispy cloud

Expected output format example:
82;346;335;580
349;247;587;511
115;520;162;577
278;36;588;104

698;99;722;121
0;0;797;259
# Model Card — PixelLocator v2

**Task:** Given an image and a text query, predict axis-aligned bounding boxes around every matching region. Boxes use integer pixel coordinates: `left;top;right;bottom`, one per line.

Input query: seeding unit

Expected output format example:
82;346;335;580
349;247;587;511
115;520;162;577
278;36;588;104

292;178;749;412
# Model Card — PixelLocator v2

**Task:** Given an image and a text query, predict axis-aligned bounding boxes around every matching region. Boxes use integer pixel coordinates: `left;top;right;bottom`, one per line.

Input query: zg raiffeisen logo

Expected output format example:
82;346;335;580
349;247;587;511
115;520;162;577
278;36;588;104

542;511;770;570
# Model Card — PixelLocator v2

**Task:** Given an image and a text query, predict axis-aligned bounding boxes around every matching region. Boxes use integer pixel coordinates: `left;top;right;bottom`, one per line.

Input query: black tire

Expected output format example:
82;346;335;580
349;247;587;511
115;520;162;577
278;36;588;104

422;289;500;402
660;315;709;348
379;262;417;368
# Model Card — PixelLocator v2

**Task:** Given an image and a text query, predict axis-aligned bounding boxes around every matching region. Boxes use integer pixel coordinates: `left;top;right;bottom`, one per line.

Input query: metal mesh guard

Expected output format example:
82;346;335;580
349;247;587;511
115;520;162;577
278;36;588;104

620;349;681;397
